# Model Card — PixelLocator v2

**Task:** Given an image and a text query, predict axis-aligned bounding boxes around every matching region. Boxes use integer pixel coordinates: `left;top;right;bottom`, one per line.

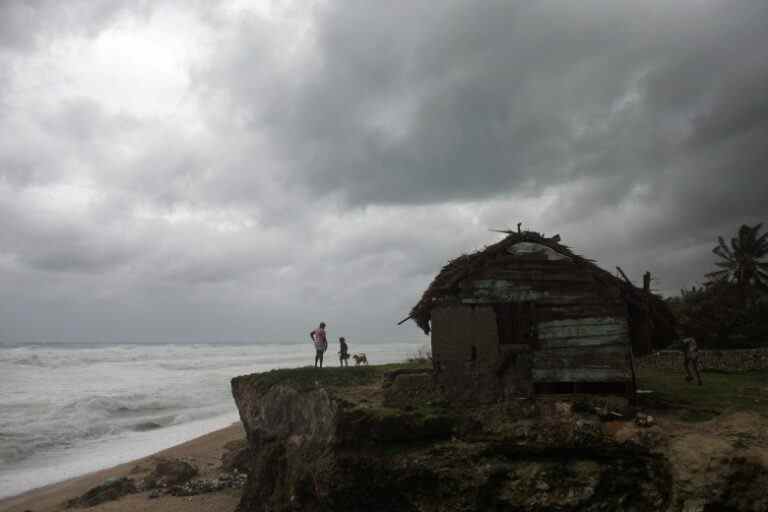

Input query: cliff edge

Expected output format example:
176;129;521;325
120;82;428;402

231;364;768;512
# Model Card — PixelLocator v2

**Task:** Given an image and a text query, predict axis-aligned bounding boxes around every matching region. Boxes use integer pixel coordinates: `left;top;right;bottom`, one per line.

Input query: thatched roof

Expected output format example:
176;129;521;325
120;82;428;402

405;230;676;353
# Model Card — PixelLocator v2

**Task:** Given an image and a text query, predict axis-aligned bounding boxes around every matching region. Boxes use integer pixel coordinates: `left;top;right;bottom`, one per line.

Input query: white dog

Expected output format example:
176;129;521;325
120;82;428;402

352;353;368;366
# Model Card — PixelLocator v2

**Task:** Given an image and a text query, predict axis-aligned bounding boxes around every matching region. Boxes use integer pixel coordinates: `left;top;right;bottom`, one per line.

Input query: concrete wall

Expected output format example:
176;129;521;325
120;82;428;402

430;305;510;400
431;305;499;368
638;348;768;372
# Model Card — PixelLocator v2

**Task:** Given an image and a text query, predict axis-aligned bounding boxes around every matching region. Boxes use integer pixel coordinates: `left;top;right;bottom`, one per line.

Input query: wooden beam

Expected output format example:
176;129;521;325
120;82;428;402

396;314;413;325
616;266;633;286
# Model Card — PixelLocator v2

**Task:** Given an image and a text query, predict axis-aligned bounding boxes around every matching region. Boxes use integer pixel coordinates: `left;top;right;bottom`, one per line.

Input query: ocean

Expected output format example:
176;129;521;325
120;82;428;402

0;341;425;498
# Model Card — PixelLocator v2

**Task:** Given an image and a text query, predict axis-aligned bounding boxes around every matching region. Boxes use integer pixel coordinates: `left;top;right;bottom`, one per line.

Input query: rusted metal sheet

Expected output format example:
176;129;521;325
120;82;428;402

533;345;629;370
532;368;630;383
538;317;629;339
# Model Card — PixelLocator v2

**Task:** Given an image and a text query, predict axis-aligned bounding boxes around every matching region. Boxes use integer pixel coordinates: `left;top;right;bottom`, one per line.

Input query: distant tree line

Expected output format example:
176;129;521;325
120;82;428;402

667;223;768;349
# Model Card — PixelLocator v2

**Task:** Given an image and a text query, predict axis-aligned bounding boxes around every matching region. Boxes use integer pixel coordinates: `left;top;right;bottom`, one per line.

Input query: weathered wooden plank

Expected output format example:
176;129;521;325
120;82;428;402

539;326;627;339
537;334;629;350
536;305;626;321
460;276;614;293
532;368;630;383
460;290;549;302
538;317;628;339
533;345;629;370
486;259;575;269
499;344;531;353
539;317;627;327
460;291;611;304
471;271;595;283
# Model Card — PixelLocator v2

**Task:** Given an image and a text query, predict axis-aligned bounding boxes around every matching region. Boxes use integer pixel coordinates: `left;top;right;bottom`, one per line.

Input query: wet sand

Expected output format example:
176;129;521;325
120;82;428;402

0;423;245;512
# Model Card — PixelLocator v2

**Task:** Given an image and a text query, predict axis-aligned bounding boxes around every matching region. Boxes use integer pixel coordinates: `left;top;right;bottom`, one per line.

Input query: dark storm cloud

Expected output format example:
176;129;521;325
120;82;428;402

193;0;768;291
199;0;768;227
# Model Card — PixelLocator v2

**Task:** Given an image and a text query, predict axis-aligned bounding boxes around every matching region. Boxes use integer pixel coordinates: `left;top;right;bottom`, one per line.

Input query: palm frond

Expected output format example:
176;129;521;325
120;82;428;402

715;236;734;259
705;270;730;281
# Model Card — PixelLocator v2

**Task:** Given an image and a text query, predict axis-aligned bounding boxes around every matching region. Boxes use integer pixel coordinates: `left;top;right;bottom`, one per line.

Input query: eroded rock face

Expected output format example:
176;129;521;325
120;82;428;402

231;370;768;512
221;439;253;474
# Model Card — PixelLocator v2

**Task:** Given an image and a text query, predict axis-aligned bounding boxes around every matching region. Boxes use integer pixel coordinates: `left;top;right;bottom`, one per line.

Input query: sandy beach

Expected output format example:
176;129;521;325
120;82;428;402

0;423;245;512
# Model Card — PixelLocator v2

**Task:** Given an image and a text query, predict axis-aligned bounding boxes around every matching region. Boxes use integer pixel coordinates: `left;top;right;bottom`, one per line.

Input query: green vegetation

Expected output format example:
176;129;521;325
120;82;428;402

637;367;768;421
239;360;431;394
708;223;768;293
667;222;768;348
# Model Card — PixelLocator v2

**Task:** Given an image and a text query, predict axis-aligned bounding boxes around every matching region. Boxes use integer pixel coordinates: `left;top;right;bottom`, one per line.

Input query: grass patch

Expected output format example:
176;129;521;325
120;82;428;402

234;360;431;394
636;367;768;421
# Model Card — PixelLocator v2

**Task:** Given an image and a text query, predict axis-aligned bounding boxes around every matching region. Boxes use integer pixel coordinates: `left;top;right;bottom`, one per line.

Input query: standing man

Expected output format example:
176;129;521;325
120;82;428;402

682;337;703;386
310;322;328;368
338;337;349;367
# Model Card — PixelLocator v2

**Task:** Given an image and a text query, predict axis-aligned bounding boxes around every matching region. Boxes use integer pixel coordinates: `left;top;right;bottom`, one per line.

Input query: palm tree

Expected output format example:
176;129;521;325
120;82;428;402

706;223;768;294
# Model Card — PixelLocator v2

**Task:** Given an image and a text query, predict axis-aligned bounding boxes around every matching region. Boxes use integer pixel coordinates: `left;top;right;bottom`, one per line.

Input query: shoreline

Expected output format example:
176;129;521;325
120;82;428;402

0;422;245;512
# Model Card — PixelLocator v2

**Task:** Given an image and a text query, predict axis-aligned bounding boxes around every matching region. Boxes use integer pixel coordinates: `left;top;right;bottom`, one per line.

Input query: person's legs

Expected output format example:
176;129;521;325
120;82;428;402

315;350;322;368
684;357;694;382
692;358;703;385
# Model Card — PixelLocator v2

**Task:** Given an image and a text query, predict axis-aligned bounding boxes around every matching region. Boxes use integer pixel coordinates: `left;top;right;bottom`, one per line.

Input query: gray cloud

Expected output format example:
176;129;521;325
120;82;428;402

199;1;764;207
1;0;767;343
0;0;147;50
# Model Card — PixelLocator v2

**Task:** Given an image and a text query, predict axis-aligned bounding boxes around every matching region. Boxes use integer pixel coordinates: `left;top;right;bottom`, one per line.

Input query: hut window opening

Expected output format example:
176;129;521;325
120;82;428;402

470;345;477;362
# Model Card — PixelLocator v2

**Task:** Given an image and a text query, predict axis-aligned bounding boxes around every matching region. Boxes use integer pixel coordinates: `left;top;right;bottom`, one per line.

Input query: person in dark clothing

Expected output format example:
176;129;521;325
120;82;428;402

682;337;703;386
338;337;349;367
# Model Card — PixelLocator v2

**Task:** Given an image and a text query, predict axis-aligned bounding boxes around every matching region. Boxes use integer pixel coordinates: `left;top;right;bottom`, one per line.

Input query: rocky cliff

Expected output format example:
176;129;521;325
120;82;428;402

231;365;768;512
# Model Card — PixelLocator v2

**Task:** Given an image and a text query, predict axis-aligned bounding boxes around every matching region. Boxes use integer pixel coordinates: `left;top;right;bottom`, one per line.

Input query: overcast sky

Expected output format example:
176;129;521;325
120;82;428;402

1;0;767;344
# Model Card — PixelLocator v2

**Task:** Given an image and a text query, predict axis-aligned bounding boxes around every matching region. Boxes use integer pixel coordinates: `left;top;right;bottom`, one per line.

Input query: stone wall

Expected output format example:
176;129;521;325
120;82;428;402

637;348;768;372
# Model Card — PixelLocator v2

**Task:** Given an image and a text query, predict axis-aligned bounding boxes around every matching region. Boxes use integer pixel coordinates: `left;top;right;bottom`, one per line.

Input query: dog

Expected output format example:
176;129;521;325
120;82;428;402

352;353;368;366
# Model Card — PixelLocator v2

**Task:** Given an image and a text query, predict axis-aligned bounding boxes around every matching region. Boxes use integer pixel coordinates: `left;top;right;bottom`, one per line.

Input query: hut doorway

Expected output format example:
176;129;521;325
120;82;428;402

493;302;536;379
494;302;538;348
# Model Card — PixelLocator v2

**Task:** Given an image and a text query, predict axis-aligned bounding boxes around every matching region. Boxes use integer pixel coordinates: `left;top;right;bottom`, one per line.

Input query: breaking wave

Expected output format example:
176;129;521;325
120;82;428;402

0;341;421;465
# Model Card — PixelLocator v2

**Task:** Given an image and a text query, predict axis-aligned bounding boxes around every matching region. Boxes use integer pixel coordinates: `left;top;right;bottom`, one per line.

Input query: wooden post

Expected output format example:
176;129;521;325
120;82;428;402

627;347;638;405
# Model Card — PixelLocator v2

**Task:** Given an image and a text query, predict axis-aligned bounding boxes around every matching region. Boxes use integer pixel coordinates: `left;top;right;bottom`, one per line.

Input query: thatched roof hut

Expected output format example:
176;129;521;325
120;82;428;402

404;230;675;399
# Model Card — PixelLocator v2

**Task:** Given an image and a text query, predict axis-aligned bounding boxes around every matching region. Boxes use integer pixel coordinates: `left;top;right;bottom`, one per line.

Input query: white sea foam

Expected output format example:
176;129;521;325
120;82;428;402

0;341;424;498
